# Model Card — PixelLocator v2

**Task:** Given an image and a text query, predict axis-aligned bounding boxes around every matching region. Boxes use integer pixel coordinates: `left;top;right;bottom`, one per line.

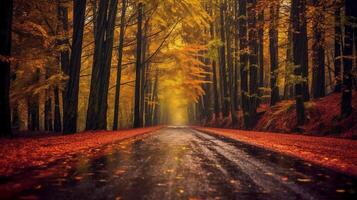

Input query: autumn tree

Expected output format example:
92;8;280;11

0;0;13;136
341;0;357;118
63;0;86;134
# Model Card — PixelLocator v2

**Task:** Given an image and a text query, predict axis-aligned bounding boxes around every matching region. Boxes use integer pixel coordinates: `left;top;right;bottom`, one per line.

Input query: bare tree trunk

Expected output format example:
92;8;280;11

219;2;229;117
63;0;86;134
269;0;280;106
113;0;127;130
86;0;118;130
133;3;144;128
312;0;326;98
247;0;259;128
291;0;306;126
0;0;13;136
341;0;357;117
334;2;342;92
238;0;249;128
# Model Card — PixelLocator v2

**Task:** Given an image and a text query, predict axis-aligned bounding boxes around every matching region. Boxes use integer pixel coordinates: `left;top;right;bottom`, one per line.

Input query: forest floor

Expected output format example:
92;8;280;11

194;126;357;177
207;91;357;138
0;127;162;177
255;91;357;138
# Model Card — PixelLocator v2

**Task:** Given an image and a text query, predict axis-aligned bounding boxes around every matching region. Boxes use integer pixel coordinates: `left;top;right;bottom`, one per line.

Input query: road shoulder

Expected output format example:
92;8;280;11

0;126;163;177
193;126;357;177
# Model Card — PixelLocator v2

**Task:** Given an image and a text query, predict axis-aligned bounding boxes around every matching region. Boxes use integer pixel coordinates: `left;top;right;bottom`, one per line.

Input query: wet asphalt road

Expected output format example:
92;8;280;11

2;127;357;200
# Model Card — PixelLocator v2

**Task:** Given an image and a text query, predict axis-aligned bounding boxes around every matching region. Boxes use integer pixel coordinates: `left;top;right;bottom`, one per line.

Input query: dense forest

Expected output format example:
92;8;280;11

0;0;356;136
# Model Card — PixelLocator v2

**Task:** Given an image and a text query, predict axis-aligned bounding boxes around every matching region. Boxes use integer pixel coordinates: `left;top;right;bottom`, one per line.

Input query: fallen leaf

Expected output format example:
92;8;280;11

336;189;345;193
297;178;311;182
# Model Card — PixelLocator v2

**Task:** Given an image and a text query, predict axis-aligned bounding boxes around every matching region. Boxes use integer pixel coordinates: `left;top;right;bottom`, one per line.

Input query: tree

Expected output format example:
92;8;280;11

113;0;127;130
133;3;144;128
341;0;357;118
247;0;259;128
0;0;13;136
86;0;119;130
63;0;86;134
334;0;342;93
219;2;229;117
311;0;326;98
269;0;280;106
291;0;306;126
238;0;249;128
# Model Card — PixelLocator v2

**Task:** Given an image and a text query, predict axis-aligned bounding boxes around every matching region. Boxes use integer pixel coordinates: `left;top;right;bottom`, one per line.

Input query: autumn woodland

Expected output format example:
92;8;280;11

0;0;356;136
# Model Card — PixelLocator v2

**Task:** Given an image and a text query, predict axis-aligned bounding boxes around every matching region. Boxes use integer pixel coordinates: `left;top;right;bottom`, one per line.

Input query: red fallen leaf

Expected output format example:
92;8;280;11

74;176;83;181
17;195;39;200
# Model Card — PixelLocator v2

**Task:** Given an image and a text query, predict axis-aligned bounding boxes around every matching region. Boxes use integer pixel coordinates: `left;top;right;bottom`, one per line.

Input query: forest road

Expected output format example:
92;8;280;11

6;127;357;200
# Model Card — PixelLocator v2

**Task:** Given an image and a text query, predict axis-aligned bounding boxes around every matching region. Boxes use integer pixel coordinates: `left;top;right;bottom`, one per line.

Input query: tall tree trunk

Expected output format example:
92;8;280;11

44;67;53;131
284;21;294;99
225;2;237;127
53;86;61;132
291;0;306;126
219;2;229;117
341;0;357;117
86;0;118;130
0;0;13;136
300;0;309;101
113;0;127;130
247;0;259;128
334;2;342;92
258;10;264;89
133;3;143;128
269;0;280;106
54;2;69;133
141;19;149;127
238;0;249;128
63;0;86;134
28;69;40;131
209;0;220;121
312;0;326;98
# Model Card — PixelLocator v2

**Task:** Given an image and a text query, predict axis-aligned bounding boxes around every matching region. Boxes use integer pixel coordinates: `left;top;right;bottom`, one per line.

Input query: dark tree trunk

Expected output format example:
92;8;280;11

63;0;86;134
28;96;39;131
86;0;118;130
247;0;259;128
225;2;237;127
291;0;306;126
219;3;229;117
312;0;326;98
28;69;40;131
44;93;53;131
341;0;357;117
53;86;61;132
300;0;309;101
141;19;149;127
334;3;342;92
0;0;13;136
258;10;264;89
238;0;249;128
11;104;19;131
113;0;127;130
209;0;220;120
44;67;53;132
133;3;144;128
269;1;280;106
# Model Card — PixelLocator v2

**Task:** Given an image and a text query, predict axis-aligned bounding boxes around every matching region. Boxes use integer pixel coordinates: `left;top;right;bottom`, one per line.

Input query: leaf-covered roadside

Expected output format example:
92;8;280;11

194;127;357;177
0;127;162;177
